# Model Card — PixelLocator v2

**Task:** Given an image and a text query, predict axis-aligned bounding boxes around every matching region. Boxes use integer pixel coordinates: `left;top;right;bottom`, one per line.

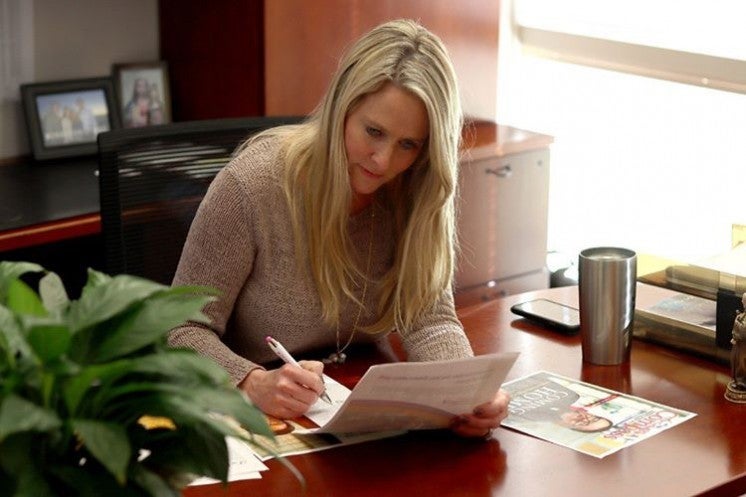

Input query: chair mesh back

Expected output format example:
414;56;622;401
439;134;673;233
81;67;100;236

98;116;302;284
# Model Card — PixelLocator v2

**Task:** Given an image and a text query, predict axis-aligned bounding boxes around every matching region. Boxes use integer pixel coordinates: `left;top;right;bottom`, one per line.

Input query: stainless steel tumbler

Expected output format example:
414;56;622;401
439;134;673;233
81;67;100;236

578;247;637;365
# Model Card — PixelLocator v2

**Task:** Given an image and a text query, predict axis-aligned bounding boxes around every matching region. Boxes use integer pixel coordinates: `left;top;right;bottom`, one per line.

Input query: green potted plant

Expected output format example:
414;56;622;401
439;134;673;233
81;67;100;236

0;261;273;496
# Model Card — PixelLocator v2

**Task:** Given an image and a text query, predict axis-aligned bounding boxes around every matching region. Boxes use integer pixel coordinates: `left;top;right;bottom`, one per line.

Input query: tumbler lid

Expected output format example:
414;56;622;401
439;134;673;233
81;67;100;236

580;247;636;261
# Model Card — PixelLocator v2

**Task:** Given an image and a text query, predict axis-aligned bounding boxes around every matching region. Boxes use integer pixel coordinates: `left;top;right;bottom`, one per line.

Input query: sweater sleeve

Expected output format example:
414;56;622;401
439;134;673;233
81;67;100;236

168;166;262;384
398;288;474;362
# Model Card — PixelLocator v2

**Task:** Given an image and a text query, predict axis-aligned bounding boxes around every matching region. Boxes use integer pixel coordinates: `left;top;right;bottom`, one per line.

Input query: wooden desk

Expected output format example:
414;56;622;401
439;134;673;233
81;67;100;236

184;287;746;497
0;159;100;252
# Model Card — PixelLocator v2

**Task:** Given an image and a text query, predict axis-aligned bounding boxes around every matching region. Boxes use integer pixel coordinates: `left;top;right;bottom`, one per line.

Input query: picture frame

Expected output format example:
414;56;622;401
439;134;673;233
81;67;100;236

20;77;120;161
112;61;172;129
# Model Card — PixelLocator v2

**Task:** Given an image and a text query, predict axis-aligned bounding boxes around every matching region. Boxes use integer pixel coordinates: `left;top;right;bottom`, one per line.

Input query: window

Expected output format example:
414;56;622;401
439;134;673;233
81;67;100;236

498;0;746;262
513;0;746;94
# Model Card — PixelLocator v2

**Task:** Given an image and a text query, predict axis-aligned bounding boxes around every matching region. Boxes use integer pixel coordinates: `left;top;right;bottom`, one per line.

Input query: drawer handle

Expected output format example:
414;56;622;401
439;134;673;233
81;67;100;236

485;165;512;178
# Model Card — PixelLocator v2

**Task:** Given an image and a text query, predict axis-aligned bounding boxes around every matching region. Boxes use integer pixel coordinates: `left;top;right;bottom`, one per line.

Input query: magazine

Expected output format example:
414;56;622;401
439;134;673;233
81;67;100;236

501;371;696;458
635;282;717;338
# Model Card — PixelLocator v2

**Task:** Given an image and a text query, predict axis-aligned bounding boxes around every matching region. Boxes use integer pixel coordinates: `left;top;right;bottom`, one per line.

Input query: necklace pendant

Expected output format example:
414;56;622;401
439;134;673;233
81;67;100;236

323;352;347;364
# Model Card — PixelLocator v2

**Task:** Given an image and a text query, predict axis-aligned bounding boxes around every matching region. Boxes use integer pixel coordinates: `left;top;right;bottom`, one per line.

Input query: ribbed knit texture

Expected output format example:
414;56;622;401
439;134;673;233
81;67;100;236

169;137;473;384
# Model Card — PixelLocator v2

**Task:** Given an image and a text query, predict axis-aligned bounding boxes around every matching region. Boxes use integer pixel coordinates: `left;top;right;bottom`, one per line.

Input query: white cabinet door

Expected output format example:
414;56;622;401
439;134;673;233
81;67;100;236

455;148;550;292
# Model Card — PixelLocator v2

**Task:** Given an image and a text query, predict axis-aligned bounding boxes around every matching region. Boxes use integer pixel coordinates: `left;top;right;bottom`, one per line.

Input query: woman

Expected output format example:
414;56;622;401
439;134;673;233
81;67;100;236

170;19;510;438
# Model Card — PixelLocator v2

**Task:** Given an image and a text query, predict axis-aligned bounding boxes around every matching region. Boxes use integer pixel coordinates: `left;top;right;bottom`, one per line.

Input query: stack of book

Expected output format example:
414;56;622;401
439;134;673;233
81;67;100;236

634;282;728;364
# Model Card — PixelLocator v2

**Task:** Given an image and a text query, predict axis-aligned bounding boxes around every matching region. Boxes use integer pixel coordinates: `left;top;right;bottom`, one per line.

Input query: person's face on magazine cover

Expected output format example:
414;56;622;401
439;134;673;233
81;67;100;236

559;409;612;432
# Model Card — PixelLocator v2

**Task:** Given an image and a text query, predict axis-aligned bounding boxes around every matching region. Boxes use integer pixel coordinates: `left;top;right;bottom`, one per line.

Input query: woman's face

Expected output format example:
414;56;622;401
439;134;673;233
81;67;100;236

344;82;429;212
560;410;612;432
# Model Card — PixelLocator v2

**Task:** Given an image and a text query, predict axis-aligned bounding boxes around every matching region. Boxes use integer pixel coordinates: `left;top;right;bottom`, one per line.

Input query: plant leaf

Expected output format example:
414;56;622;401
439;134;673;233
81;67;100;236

129;350;231;385
0;261;44;281
130;465;181;497
181;424;230;482
49;464;133;497
6;279;47;317
63;361;133;415
13;464;56;497
0;432;35;477
39;271;69;314
133;386;272;440
81;267;112;294
0;305;32;360
72;419;131;485
68;275;167;333
26;321;71;362
0;395;61;441
62;350;230;417
91;382;180;420
93;292;215;362
178;387;273;438
0;263;294;492
143;423;230;482
0;261;43;302
82;354;270;436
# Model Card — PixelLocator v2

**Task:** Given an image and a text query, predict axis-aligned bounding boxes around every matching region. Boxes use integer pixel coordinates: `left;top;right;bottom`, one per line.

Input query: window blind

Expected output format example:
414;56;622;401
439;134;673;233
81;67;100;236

513;0;746;94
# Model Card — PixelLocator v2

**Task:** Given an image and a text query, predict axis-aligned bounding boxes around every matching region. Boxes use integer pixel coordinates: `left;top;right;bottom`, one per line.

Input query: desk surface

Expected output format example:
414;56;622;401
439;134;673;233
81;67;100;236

184;286;746;497
0;159;100;251
0;158;99;232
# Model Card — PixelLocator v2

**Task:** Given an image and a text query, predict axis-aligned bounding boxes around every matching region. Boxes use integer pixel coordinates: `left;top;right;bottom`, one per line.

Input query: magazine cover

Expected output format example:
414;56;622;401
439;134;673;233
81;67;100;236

635;282;717;338
501;371;696;458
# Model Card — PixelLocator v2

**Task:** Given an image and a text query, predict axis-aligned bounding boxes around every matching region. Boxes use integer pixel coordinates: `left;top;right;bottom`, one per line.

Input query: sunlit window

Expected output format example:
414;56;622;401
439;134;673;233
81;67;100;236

499;0;746;263
514;0;746;61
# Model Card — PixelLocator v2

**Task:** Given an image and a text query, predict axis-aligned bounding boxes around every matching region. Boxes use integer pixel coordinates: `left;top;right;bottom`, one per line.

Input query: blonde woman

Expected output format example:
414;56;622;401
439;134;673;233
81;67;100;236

170;19;510;438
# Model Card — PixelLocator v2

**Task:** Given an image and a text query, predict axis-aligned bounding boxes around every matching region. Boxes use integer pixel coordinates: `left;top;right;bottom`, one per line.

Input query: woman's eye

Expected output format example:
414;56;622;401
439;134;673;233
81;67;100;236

366;126;382;137
400;140;418;151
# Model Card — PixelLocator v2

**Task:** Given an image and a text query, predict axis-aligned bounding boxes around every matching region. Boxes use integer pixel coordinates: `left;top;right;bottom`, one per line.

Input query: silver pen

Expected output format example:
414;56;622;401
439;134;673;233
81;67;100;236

265;336;332;404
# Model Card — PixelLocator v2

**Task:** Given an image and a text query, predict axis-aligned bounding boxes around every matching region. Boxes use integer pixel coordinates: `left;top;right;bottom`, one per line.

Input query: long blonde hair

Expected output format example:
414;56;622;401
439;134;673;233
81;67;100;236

253;19;462;335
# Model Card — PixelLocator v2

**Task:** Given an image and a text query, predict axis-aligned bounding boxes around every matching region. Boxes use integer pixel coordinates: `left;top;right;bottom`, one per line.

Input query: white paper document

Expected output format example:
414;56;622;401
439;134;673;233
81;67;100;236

304;374;353;426
310;352;519;434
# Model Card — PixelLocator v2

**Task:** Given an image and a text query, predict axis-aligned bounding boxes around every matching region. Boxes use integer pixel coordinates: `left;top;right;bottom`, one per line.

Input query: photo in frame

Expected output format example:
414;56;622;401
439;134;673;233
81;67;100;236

20;77;120;161
112;61;171;128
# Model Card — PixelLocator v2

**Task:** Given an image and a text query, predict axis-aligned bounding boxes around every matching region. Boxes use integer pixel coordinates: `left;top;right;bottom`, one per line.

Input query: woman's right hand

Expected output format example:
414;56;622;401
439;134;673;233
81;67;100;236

239;360;325;419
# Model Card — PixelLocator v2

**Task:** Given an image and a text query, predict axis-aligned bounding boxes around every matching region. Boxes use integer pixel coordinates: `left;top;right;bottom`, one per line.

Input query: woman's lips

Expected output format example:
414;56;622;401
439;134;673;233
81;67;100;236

360;164;382;178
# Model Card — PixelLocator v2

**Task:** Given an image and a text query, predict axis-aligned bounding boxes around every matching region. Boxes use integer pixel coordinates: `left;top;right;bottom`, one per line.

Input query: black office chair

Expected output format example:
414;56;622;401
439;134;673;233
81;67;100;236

98;116;303;284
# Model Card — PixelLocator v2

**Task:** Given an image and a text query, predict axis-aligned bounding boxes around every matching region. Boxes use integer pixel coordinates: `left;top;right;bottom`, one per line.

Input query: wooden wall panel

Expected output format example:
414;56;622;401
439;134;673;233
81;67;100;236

160;0;265;120
264;0;357;116
264;0;500;119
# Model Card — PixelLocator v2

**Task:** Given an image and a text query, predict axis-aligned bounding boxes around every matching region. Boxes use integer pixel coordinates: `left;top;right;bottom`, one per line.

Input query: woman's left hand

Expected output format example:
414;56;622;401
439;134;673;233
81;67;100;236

450;388;511;438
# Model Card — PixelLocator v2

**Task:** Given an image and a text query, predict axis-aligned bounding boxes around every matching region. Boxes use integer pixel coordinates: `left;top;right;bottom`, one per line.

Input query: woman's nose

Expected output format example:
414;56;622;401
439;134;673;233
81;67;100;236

370;143;394;172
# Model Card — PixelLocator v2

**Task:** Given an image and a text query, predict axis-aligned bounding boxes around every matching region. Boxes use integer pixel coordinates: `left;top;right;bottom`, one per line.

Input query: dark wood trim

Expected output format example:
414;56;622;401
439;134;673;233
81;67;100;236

0;214;101;252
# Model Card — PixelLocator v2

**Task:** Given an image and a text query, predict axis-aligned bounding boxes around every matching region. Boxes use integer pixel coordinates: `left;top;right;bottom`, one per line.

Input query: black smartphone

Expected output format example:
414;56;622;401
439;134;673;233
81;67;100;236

510;298;581;334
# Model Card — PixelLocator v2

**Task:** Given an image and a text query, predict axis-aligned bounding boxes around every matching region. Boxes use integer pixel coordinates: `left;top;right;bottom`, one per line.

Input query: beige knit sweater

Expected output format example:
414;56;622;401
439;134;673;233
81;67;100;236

169;137;473;384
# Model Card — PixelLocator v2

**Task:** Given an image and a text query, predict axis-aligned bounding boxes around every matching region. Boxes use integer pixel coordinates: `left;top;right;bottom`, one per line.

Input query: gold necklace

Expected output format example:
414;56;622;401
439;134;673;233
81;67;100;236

324;205;375;364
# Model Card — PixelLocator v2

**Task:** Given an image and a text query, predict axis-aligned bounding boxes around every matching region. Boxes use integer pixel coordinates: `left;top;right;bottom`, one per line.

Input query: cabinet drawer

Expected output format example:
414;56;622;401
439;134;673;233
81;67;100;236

456;148;550;290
